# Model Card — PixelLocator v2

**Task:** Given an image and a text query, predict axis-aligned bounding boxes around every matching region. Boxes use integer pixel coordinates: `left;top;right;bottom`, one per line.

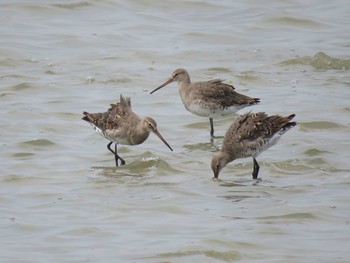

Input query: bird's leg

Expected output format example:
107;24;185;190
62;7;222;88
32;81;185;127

107;142;125;167
252;158;260;179
107;141;115;154
107;142;119;166
209;118;214;137
115;144;126;166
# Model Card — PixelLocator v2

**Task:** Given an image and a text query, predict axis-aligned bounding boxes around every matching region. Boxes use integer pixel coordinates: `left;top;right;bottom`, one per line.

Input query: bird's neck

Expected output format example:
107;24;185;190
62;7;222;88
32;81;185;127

130;121;150;145
178;74;191;89
220;151;236;165
178;76;192;99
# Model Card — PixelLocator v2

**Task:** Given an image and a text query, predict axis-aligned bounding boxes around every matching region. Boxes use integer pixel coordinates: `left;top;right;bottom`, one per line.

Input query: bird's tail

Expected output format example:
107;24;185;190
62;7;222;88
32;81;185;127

282;121;297;131
279;114;297;134
245;96;260;105
252;97;260;104
287;114;296;120
82;111;94;123
120;94;131;109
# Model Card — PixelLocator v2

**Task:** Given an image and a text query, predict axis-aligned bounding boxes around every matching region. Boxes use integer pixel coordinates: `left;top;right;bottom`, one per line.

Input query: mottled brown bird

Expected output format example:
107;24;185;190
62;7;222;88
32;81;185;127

211;112;296;179
82;95;173;166
150;68;260;137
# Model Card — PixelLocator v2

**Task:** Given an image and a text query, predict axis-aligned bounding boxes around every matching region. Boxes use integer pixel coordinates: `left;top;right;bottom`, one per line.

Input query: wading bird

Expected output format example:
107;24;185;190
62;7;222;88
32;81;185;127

150;68;260;137
82;95;173;166
211;111;296;179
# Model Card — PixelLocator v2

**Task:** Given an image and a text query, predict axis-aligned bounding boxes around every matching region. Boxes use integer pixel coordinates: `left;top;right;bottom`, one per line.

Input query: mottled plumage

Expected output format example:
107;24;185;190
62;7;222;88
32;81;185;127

211;112;297;179
82;95;173;166
150;68;260;136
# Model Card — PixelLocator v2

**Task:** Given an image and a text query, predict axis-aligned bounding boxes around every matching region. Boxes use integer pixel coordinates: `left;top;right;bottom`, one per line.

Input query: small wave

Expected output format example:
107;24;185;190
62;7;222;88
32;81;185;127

103;78;133;84
298;121;347;131
303;148;331;156
281;52;350;70
10;82;35;91
52;1;91;10
143;249;241;262
183;141;219;152
264;15;323;27
207;67;233;73
21;139;56;147
257;212;317;222
92;152;180;177
12;152;35;159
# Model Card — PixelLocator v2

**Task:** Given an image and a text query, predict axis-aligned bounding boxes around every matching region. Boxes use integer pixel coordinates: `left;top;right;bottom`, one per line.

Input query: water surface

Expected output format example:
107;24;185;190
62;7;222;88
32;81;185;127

1;0;350;262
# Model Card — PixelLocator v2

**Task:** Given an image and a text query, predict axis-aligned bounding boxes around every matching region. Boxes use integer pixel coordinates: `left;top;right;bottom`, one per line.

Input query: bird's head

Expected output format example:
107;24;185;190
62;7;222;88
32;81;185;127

143;117;173;152
211;151;233;179
150;68;190;94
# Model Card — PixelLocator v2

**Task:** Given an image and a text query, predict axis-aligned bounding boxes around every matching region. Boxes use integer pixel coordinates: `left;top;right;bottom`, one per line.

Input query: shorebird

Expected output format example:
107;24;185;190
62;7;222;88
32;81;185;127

150;68;260;137
211;112;297;179
82;95;173;166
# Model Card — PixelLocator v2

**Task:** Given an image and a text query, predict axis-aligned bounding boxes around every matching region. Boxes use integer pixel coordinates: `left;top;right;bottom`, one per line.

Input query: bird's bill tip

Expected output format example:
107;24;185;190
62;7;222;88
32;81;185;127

153;130;173;151
150;78;174;94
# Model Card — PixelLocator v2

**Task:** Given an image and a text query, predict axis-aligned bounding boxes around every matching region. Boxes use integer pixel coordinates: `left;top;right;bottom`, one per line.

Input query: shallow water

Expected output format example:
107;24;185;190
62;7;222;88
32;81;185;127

1;0;350;262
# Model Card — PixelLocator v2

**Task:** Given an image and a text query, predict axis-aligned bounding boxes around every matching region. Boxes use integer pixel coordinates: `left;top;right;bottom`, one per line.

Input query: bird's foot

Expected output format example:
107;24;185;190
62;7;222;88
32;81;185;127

252;178;262;186
212;177;223;182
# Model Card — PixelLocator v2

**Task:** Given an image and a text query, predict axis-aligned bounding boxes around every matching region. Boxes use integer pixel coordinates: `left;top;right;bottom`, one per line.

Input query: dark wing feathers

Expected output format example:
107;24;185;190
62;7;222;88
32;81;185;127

287;114;296;120
207;79;235;90
82;95;132;130
195;80;259;108
224;112;296;143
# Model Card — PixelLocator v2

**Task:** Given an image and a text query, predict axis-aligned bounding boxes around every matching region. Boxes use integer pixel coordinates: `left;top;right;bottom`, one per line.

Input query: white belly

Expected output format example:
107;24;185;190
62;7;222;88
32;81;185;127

185;103;243;118
90;124;129;145
241;135;282;158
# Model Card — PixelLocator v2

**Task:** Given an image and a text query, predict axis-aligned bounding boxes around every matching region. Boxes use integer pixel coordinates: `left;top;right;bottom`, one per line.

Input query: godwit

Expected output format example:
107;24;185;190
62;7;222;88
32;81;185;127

150;68;260;137
82;95;173;166
211;112;296;179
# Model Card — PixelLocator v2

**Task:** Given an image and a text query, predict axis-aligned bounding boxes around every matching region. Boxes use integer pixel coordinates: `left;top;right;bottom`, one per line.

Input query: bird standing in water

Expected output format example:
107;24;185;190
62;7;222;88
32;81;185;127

150;68;260;137
211;112;297;179
82;95;173;166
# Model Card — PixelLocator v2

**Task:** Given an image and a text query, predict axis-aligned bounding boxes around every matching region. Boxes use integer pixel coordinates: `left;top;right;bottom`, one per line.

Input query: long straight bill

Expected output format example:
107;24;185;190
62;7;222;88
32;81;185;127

150;78;174;94
153;129;173;151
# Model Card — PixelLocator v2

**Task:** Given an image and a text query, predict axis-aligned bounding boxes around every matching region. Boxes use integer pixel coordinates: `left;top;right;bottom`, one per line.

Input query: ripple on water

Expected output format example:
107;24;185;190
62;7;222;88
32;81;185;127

207;67;233;73
272;157;350;176
270;159;315;174
1;174;43;184
281;52;350;70
256;212;318;224
52;1;92;10
91;152;181;178
183;141;219;152
144;249;241;262
236;71;265;84
103;78;133;85
303;148;332;156
9;82;35;91
263;15;325;28
12;152;35;160
220;191;268;203
0;57;20;67
184;117;239;133
298;121;347;131
21;139;56;147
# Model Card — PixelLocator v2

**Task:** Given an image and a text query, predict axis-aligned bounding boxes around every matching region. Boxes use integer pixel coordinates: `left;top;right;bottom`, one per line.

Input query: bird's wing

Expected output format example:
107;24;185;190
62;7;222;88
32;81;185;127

225;112;295;143
223;112;269;142
191;80;258;108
